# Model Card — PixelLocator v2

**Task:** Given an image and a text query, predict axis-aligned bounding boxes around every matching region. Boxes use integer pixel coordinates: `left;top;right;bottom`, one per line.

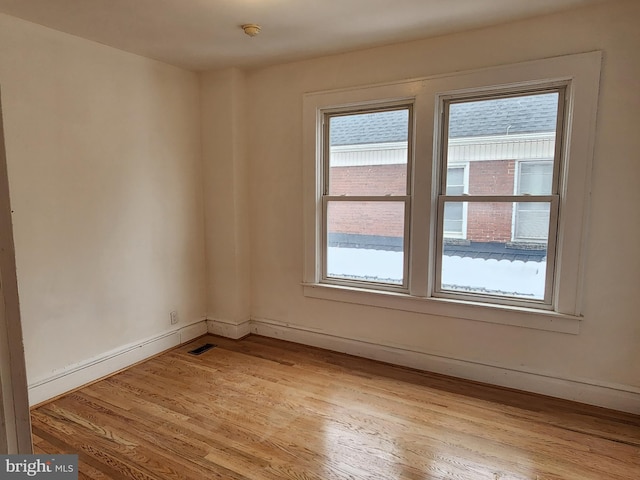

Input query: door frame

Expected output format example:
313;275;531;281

0;86;33;453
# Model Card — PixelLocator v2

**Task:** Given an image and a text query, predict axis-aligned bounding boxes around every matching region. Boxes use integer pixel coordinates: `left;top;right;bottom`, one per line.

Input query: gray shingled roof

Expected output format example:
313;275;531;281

330;93;558;146
330;110;409;146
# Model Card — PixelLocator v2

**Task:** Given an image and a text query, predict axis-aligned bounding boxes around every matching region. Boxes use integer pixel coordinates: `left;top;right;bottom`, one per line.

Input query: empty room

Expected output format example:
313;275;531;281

0;0;638;478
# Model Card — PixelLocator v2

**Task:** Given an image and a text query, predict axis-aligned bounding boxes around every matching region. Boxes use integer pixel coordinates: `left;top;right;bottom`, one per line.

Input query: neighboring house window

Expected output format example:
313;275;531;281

514;161;554;242
303;52;601;330
443;165;467;239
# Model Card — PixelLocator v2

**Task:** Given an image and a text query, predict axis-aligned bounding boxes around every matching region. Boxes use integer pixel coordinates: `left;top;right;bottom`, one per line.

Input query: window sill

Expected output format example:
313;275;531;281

302;282;581;334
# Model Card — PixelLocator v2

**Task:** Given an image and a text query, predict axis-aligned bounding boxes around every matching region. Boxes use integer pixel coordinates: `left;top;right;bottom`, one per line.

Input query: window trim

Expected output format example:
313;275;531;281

302;51;602;333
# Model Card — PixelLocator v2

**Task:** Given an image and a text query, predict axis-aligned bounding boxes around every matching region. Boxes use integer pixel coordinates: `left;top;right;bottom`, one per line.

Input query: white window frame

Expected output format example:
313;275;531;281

302;52;601;334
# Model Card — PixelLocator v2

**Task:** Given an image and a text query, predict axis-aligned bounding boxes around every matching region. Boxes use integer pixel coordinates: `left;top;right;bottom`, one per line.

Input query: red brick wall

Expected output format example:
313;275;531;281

328;164;406;237
466;160;515;242
329;164;406;196
466;203;513;242
327;202;404;237
468;160;515;195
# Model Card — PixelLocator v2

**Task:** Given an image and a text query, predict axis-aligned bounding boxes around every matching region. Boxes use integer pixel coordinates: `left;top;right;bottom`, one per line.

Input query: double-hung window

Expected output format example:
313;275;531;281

323;106;412;288
435;89;564;306
303;52;601;332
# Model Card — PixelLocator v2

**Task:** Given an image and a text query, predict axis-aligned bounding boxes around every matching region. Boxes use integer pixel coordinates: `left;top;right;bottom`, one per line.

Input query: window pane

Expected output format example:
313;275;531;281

514;202;551;240
447;93;559;196
441;201;549;300
446;166;465;195
518;162;553;195
329;109;409;196
326;201;404;285
444;202;464;236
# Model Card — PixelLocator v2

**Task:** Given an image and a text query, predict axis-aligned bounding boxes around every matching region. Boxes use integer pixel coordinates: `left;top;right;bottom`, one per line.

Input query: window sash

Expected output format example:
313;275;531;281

434;195;559;307
323;106;413;197
440;88;566;198
321;195;411;291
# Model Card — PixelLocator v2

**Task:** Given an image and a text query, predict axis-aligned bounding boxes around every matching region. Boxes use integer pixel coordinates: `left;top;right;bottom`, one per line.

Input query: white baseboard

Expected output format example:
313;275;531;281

28;319;208;406
206;318;251;339
31;315;638;414
250;317;640;415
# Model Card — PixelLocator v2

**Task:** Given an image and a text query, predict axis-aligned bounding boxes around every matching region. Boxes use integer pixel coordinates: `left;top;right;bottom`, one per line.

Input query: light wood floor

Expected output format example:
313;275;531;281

32;335;640;479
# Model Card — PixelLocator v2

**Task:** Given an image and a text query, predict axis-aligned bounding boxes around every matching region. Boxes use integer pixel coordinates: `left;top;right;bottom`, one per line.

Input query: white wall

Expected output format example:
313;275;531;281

0;14;207;390
245;0;640;406
201;69;251;335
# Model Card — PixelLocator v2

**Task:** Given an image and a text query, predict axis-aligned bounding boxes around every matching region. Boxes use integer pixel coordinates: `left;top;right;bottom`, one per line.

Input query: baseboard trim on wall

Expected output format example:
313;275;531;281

206;318;251;339
28;319;208;406
248;316;640;415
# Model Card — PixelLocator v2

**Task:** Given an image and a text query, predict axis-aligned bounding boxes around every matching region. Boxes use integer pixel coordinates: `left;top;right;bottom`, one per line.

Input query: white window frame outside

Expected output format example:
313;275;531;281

302;52;601;334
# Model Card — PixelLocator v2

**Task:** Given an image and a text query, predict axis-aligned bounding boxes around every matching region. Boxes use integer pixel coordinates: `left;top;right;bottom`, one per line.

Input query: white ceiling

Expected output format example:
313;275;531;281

0;0;612;71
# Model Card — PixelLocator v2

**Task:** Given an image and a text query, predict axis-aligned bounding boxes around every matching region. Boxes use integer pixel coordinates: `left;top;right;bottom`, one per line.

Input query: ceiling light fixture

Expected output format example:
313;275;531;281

241;24;261;37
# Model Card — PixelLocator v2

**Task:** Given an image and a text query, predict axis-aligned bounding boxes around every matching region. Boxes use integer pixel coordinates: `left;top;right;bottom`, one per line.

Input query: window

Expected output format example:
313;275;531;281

435;90;563;306
324;107;411;288
443;165;467;238
303;52;601;332
514;161;553;242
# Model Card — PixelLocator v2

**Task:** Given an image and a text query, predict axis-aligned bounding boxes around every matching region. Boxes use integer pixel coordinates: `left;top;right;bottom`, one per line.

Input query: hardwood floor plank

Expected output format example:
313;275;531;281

32;334;640;479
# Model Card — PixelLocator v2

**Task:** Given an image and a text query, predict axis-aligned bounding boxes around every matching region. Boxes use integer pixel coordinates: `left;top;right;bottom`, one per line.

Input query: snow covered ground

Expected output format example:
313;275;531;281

327;247;545;299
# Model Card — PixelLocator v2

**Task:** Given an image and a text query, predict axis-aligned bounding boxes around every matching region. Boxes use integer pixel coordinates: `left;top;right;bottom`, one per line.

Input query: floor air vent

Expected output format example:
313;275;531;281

188;343;217;355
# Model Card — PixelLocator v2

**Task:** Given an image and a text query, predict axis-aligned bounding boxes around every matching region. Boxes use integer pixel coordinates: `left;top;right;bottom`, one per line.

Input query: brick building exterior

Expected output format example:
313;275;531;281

328;160;521;244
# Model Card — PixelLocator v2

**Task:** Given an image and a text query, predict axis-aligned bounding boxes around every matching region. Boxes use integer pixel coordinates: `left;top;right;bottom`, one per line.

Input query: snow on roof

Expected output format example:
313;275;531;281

330;93;558;146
